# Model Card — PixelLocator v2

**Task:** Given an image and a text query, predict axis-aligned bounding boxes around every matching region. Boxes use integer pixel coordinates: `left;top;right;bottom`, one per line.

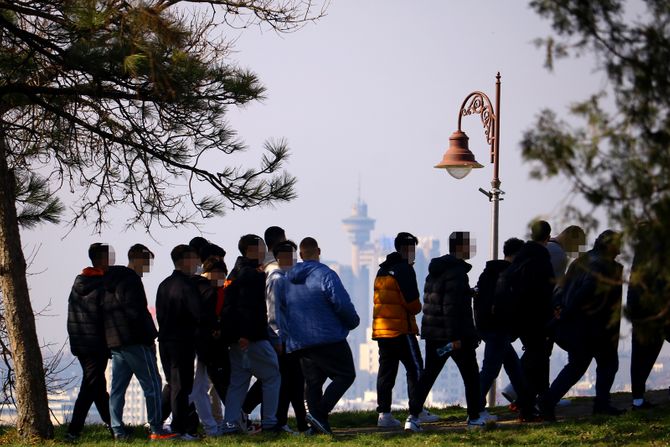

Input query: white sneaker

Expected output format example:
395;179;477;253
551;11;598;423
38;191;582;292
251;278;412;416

404;416;422;432
557;398;572;407
418;409;440;423
377;413;401;427
466;415;490;428
280;425;296;434
479;410;498;422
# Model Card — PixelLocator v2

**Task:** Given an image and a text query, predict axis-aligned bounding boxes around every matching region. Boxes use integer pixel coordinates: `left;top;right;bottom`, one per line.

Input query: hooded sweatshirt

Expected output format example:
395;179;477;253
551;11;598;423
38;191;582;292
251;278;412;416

102;265;158;349
221;256;269;342
474;259;511;333
281;260;360;353
421;254;478;346
67;267;108;357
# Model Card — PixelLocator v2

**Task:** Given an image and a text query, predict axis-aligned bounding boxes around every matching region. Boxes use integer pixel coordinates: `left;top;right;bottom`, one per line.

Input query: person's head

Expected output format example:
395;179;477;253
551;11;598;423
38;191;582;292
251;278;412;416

171;244;199;275
189;236;209;254
199;243;226;264
502;237;525;262
530;220;551;244
394;232;418;264
88;243;114;271
127;243;154;277
557;225;587;255
449;231;472;260
593;230;621;259
273;240;298;270
299;237;321;261
238;234;266;261
202;256;228;287
264;226;287;252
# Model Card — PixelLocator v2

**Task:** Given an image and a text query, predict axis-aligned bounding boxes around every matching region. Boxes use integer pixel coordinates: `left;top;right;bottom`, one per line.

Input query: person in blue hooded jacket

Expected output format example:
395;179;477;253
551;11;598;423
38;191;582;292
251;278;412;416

280;237;360;434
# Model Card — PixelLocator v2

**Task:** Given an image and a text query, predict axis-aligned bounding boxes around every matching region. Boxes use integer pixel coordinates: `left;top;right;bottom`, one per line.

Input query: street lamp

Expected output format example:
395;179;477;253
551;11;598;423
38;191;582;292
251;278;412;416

434;73;504;406
434;72;503;260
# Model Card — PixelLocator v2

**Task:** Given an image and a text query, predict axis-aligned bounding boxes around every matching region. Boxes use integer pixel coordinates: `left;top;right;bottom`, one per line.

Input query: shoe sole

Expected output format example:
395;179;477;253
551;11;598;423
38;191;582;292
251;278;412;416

306;414;331;435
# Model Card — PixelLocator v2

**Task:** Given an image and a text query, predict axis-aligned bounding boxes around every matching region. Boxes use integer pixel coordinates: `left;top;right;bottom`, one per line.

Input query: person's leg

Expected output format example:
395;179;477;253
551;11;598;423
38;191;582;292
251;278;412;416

542;348;593;409
452;347;482;421
108;349;134;437
520;331;550;399
593;342;620;409
123;345;163;434
316;341;356;418
190;357;218;434
409;340;448;417
478;332;506;411
68;354;109;435
631;325;665;401
376;337;400;414
249;340;281;429
164;341;196;435
501;339;534;413
299;348;328;421
242;380;263;415
159;342;172;425
284;351;307;431
223;344;253;430
206;344;230;410
398;334;424;415
276;352;291;427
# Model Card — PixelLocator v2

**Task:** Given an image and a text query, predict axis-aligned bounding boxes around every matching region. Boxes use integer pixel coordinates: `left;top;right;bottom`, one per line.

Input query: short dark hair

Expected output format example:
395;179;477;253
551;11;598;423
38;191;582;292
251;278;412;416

531;220;551;242
128;244;154;262
448;231;470;254
199;243;226;263
394;232;418;252
299;237;319;258
264;226;286;251
88;243;110;266
594;230;620;253
171;244;196;264
202;256;228;274
503;238;525;257
273;240;297;259
189;236;209;253
238;234;263;256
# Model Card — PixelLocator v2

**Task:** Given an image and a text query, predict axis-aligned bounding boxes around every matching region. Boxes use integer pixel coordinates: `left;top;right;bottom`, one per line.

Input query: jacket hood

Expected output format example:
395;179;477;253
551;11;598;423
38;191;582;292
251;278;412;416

103;265;136;292
428;254;472;277
73;272;104;295
379;252;405;270
287;260;321;284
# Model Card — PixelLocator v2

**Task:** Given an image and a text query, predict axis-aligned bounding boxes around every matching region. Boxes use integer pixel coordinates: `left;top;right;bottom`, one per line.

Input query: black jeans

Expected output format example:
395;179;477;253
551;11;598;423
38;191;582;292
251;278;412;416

197;340;231;405
520;331;553;398
68;353;111;435
631;325;665;400
411;340;480;420
159;340;196;435
242;351;308;431
376;334;423;414
298;340;356;422
544;341;618;409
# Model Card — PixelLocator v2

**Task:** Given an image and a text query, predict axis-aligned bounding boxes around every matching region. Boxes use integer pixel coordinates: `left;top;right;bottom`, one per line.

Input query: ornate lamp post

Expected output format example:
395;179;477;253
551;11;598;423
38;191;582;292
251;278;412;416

434;72;503;405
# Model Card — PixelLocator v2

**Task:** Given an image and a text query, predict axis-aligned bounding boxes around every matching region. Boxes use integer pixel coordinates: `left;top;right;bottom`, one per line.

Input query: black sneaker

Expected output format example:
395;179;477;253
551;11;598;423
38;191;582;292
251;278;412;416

306;413;332;435
64;432;79;443
593;405;626;416
537;396;556;422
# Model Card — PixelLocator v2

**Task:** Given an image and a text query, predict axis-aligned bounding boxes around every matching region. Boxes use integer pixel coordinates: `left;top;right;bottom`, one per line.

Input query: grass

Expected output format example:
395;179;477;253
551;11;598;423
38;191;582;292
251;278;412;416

2;400;670;446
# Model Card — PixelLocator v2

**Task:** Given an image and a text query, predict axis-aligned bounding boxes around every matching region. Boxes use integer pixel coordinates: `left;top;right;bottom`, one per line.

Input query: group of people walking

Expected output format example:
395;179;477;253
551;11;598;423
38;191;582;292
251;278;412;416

65;221;668;440
66;227;359;440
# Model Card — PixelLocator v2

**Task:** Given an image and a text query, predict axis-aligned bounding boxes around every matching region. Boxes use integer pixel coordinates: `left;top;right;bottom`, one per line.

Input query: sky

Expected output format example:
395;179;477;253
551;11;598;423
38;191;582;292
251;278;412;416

20;1;613;348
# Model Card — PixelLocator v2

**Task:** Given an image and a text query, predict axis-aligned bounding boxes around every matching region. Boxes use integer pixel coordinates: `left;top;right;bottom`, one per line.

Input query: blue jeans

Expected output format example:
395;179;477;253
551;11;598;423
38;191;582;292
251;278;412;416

110;345;163;435
479;331;532;412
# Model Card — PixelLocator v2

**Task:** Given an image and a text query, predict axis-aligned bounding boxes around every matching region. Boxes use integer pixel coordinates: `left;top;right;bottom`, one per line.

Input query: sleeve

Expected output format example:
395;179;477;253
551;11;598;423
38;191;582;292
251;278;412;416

265;273;282;342
117;275;146;321
394;264;421;313
323;270;360;330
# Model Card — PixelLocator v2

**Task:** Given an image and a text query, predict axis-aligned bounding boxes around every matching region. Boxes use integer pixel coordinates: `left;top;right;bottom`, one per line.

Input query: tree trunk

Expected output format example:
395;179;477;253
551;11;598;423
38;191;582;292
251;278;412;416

0;130;54;439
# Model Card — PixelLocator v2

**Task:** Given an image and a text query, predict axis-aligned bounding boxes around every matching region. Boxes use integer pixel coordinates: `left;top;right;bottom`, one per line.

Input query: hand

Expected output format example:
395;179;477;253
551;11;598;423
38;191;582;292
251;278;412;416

274;343;283;355
452;340;462;350
238;337;250;351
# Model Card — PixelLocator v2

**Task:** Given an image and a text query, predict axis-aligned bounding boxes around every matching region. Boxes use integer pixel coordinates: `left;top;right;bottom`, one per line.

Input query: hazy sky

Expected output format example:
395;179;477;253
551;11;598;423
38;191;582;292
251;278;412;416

22;1;610;347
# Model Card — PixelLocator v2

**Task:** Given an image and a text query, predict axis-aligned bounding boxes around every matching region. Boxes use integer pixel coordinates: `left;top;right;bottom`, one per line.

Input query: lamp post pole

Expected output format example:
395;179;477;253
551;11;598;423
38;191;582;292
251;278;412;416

434;72;503;407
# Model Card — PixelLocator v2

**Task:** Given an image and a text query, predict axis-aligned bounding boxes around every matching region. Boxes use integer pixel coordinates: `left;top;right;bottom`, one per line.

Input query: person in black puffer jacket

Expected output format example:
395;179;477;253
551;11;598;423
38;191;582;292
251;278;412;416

66;243;112;440
103;244;173;441
405;232;484;431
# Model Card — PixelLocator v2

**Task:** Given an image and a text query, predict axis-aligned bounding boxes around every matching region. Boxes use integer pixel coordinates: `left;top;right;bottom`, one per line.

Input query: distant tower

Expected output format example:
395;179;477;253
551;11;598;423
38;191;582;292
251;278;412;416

341;196;375;274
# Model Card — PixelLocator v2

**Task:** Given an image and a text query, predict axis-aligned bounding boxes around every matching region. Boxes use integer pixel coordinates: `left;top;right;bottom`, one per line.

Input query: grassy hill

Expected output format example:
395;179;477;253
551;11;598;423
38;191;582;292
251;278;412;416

1;390;669;445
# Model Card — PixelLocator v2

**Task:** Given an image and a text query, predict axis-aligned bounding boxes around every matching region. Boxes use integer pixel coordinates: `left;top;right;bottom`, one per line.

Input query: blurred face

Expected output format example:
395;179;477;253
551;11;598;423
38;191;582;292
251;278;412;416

246;241;266;261
399;245;416;264
180;253;200;275
276;249;296;270
209;269;227;287
130;251;153;277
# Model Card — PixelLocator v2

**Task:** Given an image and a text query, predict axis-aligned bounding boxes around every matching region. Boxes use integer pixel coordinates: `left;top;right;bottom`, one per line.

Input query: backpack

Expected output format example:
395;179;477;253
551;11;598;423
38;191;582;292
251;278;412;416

492;257;533;336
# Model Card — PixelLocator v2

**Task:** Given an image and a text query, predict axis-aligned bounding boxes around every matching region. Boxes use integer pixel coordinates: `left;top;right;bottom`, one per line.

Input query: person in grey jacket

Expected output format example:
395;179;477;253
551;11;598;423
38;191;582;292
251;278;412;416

280;237;360;434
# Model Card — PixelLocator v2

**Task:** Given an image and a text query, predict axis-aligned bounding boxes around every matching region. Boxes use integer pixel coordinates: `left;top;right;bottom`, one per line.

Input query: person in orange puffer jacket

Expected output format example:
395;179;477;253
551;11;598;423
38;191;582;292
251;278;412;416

372;232;424;428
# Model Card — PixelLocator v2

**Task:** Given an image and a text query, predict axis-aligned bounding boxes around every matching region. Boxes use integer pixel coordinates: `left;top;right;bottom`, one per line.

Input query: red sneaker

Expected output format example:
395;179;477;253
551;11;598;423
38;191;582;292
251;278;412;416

149;431;179;441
